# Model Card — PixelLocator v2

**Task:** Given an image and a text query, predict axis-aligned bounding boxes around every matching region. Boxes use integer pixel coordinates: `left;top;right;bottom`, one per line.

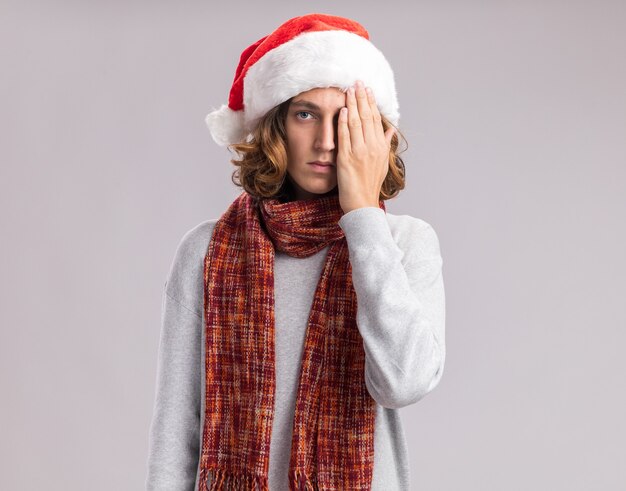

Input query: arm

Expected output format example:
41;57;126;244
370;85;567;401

146;239;204;490
338;207;446;409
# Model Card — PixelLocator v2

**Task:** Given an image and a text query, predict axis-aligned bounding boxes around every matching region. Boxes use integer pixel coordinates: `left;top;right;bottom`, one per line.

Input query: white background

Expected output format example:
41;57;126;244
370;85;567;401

1;1;625;489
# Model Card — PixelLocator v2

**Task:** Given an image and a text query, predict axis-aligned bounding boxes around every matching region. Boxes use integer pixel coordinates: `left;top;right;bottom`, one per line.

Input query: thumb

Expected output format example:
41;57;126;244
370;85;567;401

385;126;396;146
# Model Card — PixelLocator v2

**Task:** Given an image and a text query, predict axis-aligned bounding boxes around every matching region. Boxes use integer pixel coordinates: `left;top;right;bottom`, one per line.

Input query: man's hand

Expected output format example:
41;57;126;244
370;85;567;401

336;79;396;214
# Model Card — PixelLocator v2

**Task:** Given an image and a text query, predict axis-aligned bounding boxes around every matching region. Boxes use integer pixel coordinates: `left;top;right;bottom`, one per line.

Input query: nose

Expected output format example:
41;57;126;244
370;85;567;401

315;117;337;152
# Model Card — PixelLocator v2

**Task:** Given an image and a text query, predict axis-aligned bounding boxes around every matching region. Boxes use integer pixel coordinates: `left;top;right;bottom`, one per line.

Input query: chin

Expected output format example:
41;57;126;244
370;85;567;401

285;172;338;200
304;182;338;196
309;182;337;192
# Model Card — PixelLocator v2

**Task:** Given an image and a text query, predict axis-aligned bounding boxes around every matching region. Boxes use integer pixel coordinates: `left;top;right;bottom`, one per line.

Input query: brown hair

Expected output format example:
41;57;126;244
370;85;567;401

227;97;407;202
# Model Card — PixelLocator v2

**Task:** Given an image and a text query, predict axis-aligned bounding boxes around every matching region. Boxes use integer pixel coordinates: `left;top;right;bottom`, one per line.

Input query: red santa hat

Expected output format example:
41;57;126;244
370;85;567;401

205;13;400;147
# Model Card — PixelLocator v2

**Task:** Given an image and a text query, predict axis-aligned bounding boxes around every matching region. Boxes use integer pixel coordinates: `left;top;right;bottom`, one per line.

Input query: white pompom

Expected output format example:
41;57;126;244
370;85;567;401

204;104;248;147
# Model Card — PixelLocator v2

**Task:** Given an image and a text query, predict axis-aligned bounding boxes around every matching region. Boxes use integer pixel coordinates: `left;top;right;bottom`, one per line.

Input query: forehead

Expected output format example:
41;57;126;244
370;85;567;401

290;86;346;109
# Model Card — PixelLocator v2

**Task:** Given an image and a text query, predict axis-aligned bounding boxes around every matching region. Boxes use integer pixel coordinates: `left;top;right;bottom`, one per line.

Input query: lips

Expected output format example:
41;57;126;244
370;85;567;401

308;161;335;173
308;161;334;167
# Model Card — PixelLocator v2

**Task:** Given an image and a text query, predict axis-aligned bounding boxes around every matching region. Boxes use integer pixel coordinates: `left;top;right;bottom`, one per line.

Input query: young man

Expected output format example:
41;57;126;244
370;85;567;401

146;13;446;491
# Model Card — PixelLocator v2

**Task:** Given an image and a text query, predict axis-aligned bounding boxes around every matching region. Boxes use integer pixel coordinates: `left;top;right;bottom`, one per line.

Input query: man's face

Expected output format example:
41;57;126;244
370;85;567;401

284;87;346;200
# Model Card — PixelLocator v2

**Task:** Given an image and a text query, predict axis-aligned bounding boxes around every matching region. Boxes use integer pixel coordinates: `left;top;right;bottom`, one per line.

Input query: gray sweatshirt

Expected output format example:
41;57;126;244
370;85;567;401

145;206;446;491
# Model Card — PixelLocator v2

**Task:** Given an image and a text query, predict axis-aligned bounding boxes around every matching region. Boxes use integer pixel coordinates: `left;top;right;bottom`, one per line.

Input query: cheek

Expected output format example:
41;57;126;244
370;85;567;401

286;129;309;158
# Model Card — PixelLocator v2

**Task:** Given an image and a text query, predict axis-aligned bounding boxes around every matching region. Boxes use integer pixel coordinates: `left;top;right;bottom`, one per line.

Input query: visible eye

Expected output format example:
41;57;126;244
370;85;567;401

295;111;314;120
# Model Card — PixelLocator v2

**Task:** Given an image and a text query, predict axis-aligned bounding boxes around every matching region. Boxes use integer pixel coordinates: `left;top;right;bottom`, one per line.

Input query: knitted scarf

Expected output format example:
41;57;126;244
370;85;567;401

198;190;385;491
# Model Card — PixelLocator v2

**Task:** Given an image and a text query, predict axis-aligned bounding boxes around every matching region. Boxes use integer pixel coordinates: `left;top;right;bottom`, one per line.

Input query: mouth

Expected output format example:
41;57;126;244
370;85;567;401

308;161;335;168
308;161;335;173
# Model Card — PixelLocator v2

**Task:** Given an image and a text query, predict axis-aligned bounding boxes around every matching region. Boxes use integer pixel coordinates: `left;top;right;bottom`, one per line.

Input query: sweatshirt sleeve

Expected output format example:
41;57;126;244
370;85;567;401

338;207;446;409
146;227;207;491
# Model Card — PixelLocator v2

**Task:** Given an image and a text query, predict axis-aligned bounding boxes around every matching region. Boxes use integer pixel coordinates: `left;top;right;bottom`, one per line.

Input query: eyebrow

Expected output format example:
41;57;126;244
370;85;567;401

291;100;342;113
291;100;322;110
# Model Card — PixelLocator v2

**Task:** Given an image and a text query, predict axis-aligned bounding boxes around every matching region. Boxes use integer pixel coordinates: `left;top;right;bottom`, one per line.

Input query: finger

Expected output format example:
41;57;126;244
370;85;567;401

346;85;365;149
338;106;351;156
366;87;386;144
355;81;376;145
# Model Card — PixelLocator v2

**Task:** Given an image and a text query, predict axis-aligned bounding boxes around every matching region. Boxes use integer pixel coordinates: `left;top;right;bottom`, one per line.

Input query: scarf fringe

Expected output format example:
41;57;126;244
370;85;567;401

199;466;269;491
289;469;319;491
198;466;319;490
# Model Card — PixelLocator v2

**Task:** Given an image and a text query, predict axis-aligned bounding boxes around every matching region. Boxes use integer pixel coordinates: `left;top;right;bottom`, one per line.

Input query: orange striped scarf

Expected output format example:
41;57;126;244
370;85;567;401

198;190;385;490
